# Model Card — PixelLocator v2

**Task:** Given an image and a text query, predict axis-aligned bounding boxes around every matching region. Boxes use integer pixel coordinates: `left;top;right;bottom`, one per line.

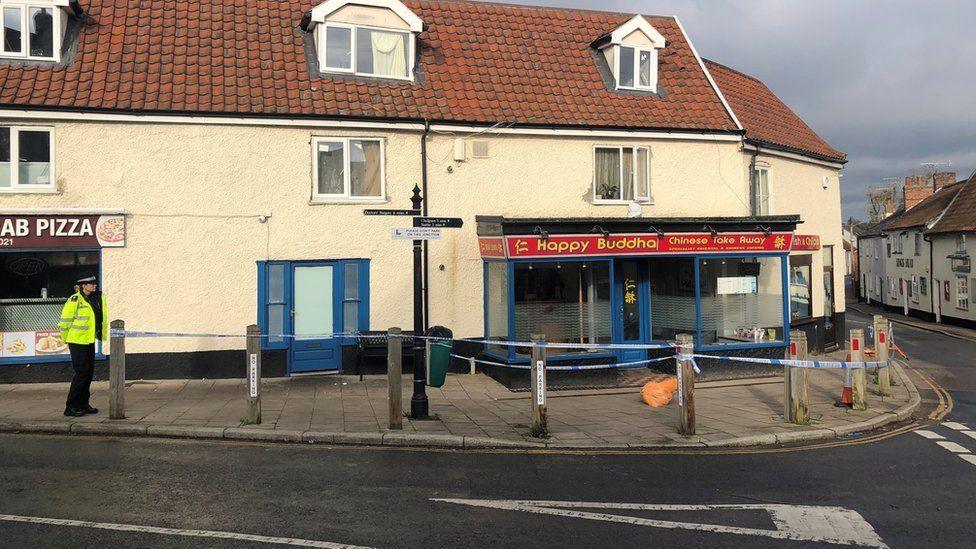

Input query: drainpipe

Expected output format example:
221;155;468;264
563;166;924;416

748;144;760;217
924;234;938;322
421;119;431;332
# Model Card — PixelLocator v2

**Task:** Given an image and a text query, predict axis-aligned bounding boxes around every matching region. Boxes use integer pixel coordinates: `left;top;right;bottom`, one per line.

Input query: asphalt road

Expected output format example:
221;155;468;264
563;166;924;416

1;308;974;549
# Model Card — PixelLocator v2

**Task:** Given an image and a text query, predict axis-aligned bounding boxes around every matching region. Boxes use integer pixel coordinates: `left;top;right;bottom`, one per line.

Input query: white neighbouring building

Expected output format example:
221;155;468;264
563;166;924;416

857;170;976;327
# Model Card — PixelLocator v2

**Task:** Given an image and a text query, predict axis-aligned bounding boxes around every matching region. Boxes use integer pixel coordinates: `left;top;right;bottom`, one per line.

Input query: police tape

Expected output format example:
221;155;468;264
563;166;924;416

689;353;893;369
108;329;676;351
450;353;676;371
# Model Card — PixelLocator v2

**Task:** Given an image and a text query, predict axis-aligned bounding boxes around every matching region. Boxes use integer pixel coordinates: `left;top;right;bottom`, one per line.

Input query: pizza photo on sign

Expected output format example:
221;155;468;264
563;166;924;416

95;215;126;247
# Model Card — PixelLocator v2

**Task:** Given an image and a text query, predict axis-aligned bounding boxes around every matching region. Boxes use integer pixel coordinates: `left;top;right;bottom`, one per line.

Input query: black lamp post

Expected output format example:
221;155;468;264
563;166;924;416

409;185;429;418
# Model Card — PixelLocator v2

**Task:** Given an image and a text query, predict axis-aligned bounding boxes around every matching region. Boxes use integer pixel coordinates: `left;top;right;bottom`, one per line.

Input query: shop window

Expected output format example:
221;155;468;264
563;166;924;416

319;23;412;80
699;257;785;345
789;254;812;321
513;262;611;356
1;250;99;360
593;146;651;203
0;126;53;191
750;167;770;216
485;262;509;355
957;275;969;311
312;137;384;201
648;258;697;341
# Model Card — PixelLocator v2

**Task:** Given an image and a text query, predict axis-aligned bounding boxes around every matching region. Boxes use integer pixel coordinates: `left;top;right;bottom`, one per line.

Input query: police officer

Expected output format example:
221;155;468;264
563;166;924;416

59;275;108;417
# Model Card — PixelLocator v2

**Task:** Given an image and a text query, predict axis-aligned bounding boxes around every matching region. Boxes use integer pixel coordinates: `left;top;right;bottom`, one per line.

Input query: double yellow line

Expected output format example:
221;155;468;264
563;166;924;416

905;362;953;421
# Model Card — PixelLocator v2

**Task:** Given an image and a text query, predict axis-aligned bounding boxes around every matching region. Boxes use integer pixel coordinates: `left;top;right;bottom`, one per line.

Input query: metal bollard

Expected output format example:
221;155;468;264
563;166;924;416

784;330;809;424
850;328;867;411
245;324;262;424
676;333;696;435
530;334;548;437
109;319;126;420
388;328;403;430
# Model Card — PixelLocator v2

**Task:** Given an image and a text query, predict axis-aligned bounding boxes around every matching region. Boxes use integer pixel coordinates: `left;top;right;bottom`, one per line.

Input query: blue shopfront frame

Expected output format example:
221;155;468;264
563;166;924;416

0;248;105;366
483;253;790;363
256;259;370;375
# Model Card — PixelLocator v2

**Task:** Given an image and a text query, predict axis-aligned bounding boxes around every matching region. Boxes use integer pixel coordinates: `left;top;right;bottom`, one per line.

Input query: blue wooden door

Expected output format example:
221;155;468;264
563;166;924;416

616;260;649;363
289;263;341;373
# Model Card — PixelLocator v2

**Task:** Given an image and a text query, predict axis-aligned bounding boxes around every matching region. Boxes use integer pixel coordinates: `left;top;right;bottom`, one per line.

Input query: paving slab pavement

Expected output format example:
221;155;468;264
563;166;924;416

0;362;919;449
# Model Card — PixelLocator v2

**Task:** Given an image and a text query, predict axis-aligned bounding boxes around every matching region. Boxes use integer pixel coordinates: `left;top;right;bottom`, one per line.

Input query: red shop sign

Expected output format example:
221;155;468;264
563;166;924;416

478;237;506;259
0;214;126;249
491;232;793;259
792;234;821;251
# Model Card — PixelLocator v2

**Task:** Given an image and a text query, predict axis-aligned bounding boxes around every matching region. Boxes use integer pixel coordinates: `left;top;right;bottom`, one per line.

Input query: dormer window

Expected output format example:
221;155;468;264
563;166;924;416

596;15;666;93
0;1;70;62
308;0;423;82
321;23;411;79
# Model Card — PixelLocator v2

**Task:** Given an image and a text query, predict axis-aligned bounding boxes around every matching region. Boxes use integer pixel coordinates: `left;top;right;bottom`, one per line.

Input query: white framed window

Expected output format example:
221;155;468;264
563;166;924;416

751;167;771;216
1;2;60;61
957;275;969;311
0;125;54;192
593;145;651;203
910;275;919;303
616;45;657;91
311;137;385;201
914;233;922;256
318;23;412;81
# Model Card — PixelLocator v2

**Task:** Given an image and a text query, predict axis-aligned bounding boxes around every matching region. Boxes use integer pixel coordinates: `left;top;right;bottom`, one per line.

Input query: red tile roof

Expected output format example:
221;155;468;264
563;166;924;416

705;59;845;162
0;0;834;158
860;180;966;237
927;172;976;234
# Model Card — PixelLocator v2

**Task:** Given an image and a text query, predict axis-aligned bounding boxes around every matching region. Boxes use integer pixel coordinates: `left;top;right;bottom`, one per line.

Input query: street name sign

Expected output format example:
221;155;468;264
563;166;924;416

413;217;464;228
364;209;421;216
391;227;442;240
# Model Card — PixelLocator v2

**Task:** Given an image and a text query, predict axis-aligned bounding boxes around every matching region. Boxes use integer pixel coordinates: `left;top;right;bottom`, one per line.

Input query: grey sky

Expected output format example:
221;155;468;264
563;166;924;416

478;0;976;220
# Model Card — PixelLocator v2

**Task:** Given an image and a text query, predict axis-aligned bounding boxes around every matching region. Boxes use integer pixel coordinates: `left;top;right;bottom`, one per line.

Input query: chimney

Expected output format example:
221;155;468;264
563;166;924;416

904;174;934;210
934;171;956;191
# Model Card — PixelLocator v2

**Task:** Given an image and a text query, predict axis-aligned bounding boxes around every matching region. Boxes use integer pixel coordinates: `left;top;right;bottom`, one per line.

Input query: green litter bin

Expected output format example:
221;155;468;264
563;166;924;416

427;342;451;388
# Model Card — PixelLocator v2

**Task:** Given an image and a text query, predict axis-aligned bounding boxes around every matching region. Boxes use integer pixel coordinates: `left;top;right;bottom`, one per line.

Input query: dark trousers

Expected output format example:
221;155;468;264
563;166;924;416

66;343;96;409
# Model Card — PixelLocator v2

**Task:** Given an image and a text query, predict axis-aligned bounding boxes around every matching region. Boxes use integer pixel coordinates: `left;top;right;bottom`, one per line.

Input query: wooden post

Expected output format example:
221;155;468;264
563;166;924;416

873;315;891;396
108;319;126;420
784;330;809;424
468;356;476;375
530;334;548;437
387;327;403;430
676;333;696;435
850;328;867;411
245;324;262;424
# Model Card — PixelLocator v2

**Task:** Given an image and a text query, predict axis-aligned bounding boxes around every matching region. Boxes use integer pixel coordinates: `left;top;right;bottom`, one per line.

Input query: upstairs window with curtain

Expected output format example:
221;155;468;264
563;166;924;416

751;167;770;216
593;145;651;203
0;126;53;192
319;23;412;80
312;137;384;201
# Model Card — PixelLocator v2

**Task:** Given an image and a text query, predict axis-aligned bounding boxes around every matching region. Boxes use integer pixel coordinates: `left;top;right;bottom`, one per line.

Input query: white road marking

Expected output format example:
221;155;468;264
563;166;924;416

941;422;968;431
915;430;945;440
432;499;888;548
0;514;370;548
959;454;976;466
961;431;976;441
936;440;971;454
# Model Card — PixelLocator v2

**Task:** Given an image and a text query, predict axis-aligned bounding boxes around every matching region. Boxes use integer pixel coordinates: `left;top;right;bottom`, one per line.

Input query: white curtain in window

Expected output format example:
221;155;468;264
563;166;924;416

594;148;621;200
371;31;406;78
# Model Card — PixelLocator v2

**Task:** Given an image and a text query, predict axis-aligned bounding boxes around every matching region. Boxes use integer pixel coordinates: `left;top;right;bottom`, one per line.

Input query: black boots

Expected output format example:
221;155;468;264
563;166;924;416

64;407;85;417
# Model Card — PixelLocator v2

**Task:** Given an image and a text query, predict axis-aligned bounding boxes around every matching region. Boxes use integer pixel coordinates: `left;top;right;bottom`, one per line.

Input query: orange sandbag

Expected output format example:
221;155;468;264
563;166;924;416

641;377;678;408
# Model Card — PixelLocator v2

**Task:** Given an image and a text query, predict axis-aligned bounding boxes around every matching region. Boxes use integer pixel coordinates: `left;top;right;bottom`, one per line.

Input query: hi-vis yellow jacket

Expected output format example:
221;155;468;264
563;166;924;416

59;292;108;345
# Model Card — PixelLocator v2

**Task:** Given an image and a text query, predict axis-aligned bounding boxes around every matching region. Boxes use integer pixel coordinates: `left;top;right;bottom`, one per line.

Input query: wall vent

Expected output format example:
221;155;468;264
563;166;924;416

471;140;490;158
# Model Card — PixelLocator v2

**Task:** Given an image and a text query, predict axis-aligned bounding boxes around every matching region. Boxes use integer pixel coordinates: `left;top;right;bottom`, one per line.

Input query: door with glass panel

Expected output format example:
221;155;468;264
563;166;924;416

615;260;649;362
289;264;340;373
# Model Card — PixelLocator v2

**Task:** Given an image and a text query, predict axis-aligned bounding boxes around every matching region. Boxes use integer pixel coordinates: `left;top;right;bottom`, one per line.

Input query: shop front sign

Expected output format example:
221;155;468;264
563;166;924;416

0;214;126;249
484;232;794;259
792;234;821;251
1;330;69;358
478;237;506;258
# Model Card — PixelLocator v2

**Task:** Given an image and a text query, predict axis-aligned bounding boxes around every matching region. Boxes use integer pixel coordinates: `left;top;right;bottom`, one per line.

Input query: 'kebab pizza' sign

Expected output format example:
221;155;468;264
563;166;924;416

0;214;126;249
